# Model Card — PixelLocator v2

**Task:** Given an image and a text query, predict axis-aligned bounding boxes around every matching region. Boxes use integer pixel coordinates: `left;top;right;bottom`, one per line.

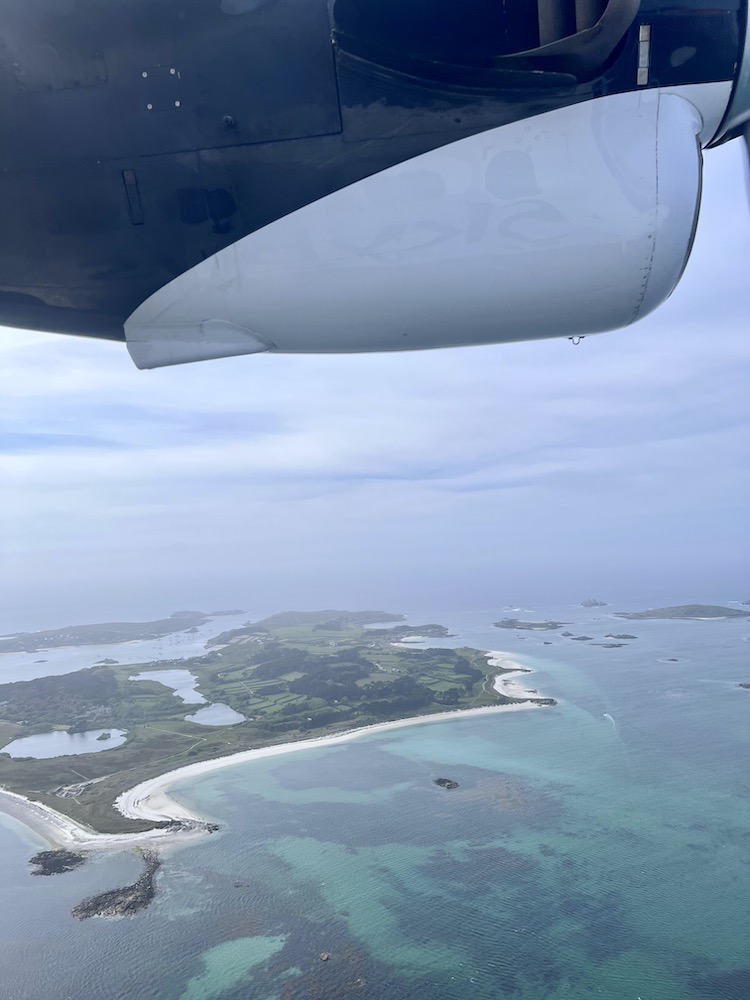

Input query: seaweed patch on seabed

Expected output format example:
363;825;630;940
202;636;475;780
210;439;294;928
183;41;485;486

277;944;372;1000
457;772;563;826
688;964;750;999
561;889;635;963
260;915;384;1000
418;844;539;900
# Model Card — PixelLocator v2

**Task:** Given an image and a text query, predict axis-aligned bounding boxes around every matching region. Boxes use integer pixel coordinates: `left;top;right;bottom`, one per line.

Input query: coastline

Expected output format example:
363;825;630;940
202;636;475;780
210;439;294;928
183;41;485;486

0;786;207;853
1;665;549;852
486;651;552;701
115;698;542;827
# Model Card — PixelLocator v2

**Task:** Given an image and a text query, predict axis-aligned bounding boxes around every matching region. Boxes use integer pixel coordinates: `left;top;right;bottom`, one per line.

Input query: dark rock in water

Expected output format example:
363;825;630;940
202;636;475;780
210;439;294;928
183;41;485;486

543;641;553;645
29;849;86;876
594;643;626;648
561;631;574;637
34;659;47;663
605;634;637;640
581;598;608;607
434;777;459;790
72;849;160;919
94;658;119;665
570;636;593;641
161;818;218;834
96;731;111;741
738;683;750;690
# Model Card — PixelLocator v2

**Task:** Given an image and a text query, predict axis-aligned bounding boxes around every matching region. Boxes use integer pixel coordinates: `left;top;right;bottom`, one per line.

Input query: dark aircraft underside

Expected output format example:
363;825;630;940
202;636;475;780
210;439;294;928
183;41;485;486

0;0;744;361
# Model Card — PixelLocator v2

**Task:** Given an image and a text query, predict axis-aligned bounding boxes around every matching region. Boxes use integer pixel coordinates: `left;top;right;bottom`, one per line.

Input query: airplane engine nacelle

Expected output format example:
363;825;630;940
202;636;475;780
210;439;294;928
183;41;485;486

126;90;703;368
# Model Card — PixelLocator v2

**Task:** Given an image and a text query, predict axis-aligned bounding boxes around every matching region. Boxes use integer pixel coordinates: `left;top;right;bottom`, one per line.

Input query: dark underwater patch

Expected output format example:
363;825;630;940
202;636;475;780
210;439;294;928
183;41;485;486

225;762;564;853
560;889;635;962
689;966;750;999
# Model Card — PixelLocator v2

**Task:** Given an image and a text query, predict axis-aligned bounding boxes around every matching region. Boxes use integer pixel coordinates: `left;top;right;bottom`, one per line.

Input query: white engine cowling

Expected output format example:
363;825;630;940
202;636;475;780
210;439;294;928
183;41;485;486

126;90;703;369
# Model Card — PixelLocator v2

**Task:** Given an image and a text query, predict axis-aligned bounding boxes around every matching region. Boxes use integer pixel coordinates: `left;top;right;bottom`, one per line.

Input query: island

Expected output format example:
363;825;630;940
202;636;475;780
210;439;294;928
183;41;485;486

0;610;555;837
0;611;210;655
614;605;749;621
739;683;750;690
580;598;608;607
605;633;637;640
494;618;570;631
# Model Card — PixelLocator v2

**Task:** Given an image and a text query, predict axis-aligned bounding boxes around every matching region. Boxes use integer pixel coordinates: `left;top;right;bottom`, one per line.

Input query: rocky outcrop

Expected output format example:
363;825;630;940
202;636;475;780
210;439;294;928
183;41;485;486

29;850;86;876
72;849;161;919
434;777;459;789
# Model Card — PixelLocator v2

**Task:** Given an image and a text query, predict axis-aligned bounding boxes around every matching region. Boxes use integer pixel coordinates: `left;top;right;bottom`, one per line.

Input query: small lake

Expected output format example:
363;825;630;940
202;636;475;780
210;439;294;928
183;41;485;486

131;672;246;724
0;729;128;759
129;669;207;704
184;703;246;726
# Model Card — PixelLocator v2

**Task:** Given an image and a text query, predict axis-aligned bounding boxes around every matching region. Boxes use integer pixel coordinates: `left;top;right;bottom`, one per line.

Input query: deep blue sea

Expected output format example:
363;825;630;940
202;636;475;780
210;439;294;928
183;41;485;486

1;606;748;1000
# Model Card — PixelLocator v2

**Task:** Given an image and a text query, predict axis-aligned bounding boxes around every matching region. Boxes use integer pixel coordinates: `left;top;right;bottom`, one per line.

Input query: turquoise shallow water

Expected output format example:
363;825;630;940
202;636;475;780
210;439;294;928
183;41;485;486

0;607;748;1000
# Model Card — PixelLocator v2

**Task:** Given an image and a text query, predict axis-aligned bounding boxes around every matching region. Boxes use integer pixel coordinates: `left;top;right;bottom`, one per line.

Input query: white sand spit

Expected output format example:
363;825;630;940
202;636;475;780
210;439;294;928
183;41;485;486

485;651;552;701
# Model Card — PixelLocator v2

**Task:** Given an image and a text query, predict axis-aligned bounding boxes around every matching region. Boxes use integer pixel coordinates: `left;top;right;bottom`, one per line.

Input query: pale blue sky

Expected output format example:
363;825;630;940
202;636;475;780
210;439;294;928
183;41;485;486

1;143;749;632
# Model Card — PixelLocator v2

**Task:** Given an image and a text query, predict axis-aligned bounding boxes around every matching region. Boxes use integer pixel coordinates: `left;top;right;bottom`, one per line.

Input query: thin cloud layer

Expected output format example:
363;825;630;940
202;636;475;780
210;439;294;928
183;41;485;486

1;144;748;630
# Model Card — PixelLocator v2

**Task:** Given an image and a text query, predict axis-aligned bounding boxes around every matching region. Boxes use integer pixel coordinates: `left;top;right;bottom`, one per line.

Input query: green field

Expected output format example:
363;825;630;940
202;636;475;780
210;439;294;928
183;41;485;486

0;610;554;833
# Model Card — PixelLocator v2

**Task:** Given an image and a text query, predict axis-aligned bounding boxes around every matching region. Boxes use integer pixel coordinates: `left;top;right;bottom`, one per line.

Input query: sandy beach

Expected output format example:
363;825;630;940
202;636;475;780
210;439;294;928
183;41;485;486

486;651;551;701
114;698;542;825
1;668;549;851
0;787;206;852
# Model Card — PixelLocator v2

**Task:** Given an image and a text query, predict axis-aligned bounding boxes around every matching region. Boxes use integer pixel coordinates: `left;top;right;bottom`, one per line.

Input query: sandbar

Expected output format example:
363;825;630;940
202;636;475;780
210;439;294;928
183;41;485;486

0;787;206;853
486;651;551;701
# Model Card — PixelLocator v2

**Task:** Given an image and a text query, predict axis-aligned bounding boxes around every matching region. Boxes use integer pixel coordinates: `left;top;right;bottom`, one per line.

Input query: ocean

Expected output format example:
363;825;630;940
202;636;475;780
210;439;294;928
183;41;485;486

1;607;748;1000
